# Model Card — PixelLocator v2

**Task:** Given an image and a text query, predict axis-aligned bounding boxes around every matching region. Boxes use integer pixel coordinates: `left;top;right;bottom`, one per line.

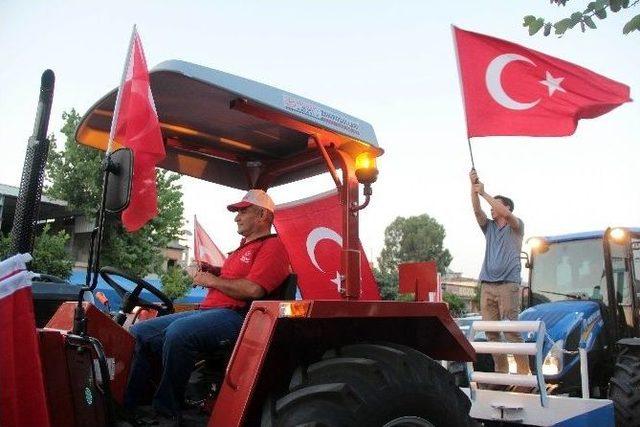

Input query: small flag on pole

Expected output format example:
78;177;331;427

109;26;165;232
193;216;226;271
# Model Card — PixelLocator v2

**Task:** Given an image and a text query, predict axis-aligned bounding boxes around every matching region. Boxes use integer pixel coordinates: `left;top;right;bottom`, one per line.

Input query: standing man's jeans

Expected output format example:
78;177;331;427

124;308;244;415
480;282;530;375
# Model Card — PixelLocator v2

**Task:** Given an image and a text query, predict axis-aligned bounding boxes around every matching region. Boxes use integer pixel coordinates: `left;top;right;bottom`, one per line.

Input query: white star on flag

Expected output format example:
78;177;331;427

330;271;342;290
539;71;566;96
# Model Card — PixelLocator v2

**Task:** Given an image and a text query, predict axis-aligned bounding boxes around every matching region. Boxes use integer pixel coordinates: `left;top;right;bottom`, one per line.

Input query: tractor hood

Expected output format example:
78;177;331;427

520;300;604;380
520;300;603;352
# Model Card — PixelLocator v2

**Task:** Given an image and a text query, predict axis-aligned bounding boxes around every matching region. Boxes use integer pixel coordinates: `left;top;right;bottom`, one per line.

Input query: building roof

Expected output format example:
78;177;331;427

0;183;74;226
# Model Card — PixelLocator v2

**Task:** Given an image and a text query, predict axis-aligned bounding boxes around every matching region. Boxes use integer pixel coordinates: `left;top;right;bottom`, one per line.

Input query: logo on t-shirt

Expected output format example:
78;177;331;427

240;250;253;264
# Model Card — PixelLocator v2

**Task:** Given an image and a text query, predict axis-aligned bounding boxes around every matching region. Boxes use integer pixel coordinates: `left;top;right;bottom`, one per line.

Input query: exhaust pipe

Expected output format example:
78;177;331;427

10;69;55;255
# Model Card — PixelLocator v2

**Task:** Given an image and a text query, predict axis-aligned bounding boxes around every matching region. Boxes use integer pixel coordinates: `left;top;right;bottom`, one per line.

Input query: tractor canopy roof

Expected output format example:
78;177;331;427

543;227;640;244
76;60;382;190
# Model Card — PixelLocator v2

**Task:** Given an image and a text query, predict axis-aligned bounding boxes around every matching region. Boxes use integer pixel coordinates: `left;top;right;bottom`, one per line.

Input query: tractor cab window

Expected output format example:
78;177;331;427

530;238;605;304
610;240;634;335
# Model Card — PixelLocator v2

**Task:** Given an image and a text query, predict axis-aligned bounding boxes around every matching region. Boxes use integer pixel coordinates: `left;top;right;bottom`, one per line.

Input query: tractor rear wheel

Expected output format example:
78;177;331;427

609;345;640;427
262;342;472;427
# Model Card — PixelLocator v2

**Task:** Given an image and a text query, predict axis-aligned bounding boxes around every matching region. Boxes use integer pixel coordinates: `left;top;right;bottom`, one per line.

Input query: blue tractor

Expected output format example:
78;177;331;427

521;227;640;425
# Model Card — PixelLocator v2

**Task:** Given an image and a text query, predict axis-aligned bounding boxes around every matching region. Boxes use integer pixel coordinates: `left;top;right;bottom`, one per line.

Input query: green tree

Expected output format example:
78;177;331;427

161;266;192;301
523;0;640;36
442;292;466;318
0;224;73;279
45;110;185;277
374;214;453;300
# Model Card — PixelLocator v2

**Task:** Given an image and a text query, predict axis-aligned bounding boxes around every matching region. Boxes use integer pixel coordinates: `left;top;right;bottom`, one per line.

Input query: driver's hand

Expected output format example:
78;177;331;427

185;263;200;279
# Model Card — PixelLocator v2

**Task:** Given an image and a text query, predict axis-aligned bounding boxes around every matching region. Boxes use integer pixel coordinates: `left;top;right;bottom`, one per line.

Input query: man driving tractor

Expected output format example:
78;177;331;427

124;189;290;422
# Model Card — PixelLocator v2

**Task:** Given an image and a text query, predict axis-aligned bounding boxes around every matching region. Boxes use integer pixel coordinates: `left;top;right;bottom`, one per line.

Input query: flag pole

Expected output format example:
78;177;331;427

451;25;476;172
79;25;139;336
467;137;475;170
107;24;137;154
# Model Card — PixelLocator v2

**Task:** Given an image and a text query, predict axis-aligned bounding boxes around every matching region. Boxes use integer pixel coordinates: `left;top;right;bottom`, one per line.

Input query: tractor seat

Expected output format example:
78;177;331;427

262;273;298;301
186;274;298;408
198;274;297;359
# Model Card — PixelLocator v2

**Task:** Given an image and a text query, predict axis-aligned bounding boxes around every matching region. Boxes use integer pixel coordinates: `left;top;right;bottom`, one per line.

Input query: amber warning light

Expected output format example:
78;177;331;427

354;152;378;185
279;301;311;318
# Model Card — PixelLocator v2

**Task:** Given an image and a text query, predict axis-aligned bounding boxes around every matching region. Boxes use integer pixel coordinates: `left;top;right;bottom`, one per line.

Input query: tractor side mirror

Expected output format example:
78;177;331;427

104;148;133;213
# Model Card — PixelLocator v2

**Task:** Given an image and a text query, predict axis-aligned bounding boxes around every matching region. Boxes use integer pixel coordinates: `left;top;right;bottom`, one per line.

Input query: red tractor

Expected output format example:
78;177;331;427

22;61;475;426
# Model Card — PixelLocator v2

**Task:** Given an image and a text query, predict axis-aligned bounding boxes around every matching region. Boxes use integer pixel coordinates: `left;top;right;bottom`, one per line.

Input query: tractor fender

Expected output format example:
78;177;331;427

209;299;475;426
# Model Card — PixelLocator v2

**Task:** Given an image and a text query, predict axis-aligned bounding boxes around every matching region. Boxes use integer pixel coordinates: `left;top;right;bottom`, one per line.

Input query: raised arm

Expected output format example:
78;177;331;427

478;188;522;234
470;169;488;228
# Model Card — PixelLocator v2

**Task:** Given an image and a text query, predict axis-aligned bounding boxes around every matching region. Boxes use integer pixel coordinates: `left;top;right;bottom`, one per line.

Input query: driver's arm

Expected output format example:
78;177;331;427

193;272;265;300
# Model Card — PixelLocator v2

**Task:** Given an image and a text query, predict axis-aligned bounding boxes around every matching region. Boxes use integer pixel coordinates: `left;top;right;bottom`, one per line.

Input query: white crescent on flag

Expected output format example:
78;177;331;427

485;53;540;110
306;227;342;272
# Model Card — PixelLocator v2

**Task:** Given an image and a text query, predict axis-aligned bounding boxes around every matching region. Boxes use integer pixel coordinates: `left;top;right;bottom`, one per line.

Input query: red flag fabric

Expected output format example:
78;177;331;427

193;215;226;269
274;191;380;300
0;268;50;427
111;28;165;231
453;27;631;137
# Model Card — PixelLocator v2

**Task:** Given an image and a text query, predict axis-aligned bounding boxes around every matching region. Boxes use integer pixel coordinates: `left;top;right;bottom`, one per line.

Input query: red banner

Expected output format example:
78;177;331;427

193;215;226;269
274;191;380;300
111;28;166;232
0;270;50;427
453;27;631;137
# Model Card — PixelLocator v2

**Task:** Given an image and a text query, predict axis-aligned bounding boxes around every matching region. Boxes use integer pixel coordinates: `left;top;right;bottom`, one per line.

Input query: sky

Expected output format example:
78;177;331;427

0;1;638;279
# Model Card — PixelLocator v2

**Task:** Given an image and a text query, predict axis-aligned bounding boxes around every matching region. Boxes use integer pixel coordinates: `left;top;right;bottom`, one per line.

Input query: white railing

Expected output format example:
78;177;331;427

466;320;548;407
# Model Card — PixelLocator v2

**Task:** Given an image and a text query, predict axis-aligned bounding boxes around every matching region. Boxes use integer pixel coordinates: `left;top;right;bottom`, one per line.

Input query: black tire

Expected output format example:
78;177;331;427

609;346;640;427
263;342;473;427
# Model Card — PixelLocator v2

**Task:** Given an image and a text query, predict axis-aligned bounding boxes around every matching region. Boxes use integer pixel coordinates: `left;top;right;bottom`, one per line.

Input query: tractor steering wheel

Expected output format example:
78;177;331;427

99;266;174;322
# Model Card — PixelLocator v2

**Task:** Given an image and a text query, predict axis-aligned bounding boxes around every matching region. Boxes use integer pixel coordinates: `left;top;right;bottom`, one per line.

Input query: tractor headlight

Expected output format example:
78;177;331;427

527;237;549;254
542;340;564;376
609;227;628;243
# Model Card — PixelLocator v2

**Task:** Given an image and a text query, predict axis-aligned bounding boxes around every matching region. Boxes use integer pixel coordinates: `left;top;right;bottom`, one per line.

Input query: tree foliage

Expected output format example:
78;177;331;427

443;292;466;317
374;214;453;300
161;266;192;301
45;110;185;277
0;224;74;279
523;0;640;36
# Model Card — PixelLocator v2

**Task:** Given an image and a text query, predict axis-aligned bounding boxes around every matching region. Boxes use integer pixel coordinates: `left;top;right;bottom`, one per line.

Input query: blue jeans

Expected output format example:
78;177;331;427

124;308;245;414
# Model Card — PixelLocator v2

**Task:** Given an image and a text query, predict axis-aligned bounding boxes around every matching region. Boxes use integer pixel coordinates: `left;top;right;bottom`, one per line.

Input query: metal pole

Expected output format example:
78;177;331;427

579;345;590;398
10;70;55;255
467;137;476;170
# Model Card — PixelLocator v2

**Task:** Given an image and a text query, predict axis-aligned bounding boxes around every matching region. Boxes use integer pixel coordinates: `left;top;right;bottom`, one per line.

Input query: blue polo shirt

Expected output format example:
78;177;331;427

479;219;524;283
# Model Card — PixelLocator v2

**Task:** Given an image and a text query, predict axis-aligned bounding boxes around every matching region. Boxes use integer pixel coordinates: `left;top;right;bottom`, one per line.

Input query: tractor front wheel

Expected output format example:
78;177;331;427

609;345;640;427
262;342;472;427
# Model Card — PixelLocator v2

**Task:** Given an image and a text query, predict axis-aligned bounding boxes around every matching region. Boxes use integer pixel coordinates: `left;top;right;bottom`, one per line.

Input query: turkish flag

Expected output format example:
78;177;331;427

0;269;50;427
111;28;165;231
193;215;226;269
453;27;631;137
274;191;380;300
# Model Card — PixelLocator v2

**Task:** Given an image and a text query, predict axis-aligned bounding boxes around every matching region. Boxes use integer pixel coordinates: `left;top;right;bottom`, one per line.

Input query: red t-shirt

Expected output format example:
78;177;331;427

199;235;290;310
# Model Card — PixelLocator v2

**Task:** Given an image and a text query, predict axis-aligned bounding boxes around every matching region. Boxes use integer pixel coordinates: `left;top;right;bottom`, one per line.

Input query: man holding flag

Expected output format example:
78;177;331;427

469;170;529;378
453;26;631;378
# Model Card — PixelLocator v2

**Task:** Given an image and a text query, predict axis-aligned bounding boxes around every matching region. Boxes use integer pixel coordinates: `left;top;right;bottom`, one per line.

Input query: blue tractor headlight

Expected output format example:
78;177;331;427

542;340;564;376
